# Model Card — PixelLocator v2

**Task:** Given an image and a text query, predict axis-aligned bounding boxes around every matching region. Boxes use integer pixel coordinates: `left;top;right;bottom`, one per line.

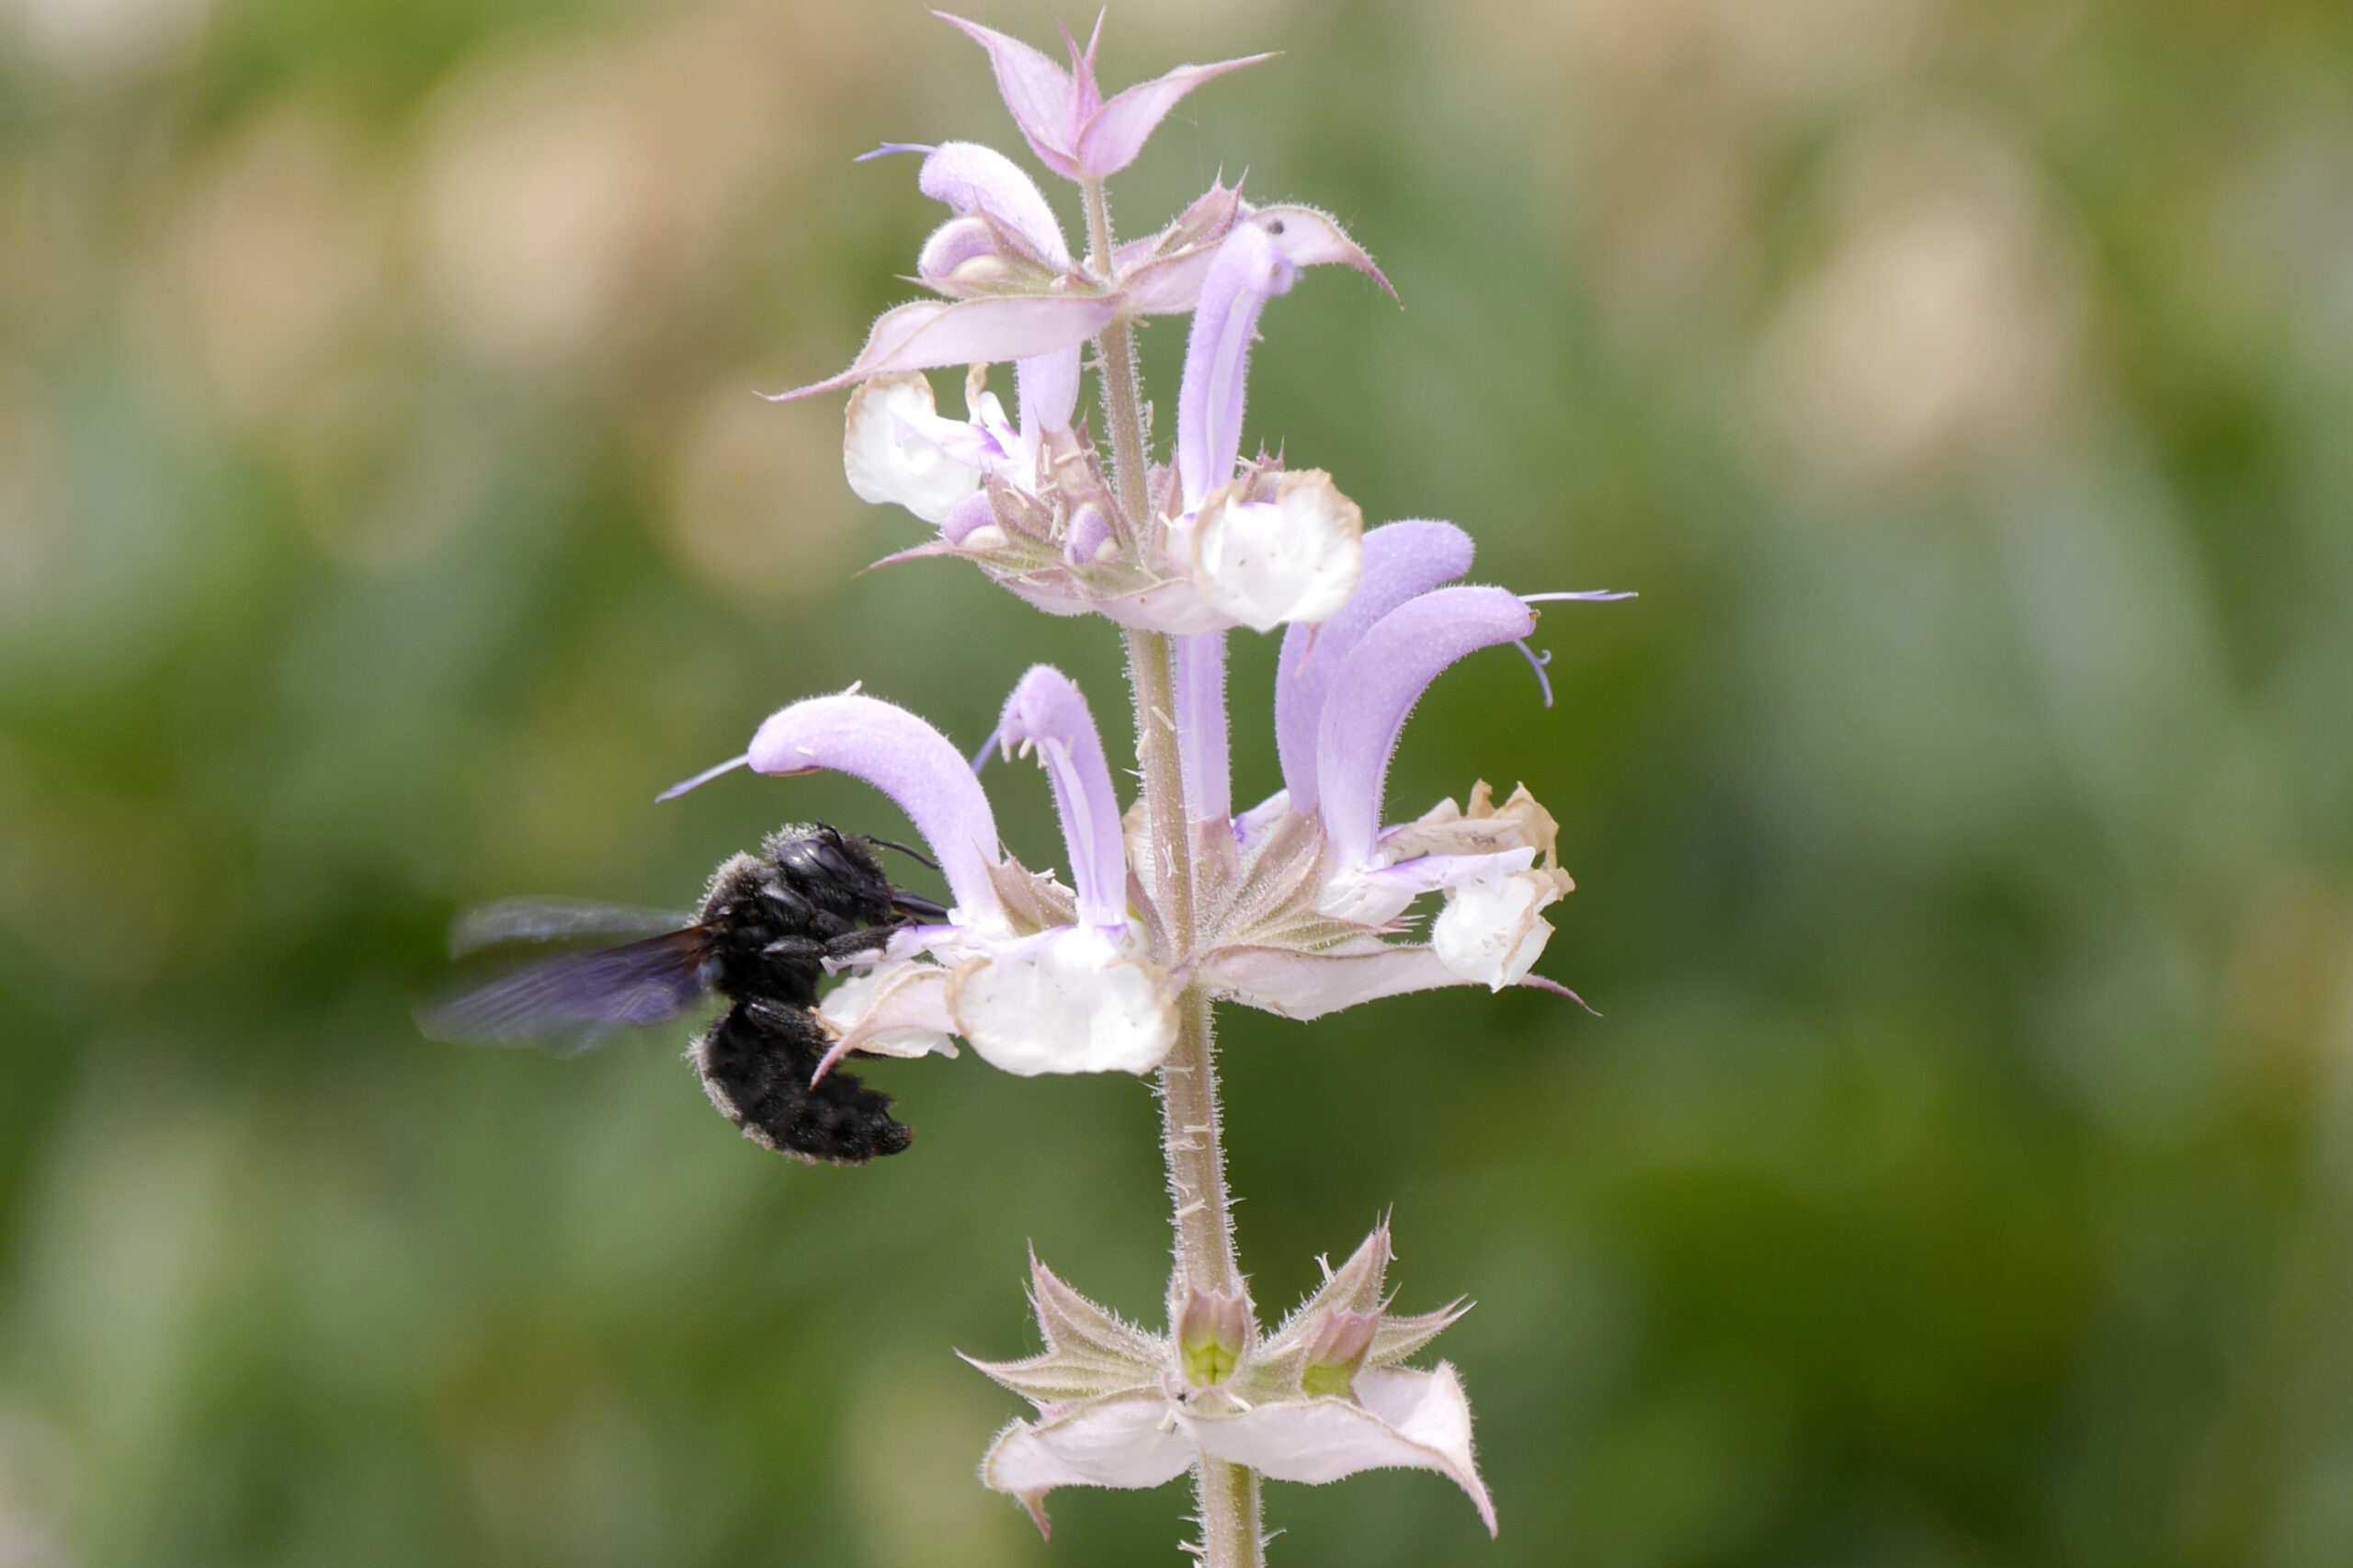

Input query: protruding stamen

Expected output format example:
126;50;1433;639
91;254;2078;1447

971;724;1002;775
854;142;935;163
1512;641;1555;710
1519;590;1638;604
655;754;749;802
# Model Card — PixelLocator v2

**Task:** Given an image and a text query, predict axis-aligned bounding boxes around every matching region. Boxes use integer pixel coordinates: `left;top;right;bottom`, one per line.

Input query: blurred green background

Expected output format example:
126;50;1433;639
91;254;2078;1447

5;0;2352;1562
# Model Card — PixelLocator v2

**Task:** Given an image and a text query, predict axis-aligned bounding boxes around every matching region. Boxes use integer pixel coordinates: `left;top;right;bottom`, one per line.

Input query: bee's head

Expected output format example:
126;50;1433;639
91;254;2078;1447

767;824;951;926
767;824;893;921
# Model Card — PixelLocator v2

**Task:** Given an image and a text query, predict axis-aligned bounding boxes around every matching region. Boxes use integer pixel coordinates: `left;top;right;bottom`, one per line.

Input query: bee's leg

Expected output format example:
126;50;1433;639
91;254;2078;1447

762;935;827;961
821;926;897;963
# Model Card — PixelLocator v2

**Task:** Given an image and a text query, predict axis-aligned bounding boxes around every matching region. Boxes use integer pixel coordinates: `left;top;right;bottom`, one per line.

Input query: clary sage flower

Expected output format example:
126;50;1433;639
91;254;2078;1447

666;546;1608;1074
664;13;1633;1561
972;1221;1493;1538
789;69;1385;633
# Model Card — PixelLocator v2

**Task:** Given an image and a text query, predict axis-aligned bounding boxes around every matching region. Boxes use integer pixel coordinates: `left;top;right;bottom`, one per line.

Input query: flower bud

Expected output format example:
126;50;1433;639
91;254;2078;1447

1176;1287;1255;1389
1299;1308;1380;1398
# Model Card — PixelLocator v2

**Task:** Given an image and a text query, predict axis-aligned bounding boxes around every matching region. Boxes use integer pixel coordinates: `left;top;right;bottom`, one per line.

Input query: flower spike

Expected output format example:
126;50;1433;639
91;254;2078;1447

975;1234;1495;1538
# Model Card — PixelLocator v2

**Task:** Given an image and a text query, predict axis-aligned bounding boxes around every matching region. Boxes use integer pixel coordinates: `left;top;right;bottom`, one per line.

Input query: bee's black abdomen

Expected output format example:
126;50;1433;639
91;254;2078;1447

689;1002;913;1165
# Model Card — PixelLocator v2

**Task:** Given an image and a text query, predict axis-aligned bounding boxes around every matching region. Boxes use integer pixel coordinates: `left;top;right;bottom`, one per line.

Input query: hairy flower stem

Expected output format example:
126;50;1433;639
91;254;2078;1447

1085;173;1264;1568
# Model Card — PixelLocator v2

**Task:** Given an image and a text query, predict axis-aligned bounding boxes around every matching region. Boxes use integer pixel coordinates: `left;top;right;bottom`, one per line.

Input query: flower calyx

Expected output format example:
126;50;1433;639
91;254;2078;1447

972;1222;1492;1539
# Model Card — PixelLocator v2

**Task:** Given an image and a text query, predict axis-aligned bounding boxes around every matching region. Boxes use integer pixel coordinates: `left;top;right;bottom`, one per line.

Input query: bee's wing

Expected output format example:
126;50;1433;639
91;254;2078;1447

420;929;717;1056
449;898;698;959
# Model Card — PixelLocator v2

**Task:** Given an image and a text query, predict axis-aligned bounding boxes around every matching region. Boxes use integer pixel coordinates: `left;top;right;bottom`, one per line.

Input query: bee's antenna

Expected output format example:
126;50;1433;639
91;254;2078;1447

872;837;939;871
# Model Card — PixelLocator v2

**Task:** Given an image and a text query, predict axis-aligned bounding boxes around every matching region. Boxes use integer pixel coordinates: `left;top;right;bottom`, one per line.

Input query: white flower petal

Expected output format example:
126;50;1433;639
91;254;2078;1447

1179;1364;1495;1536
1201;944;1480;1019
843;373;983;526
949;928;1177;1075
1189;471;1363;632
1431;868;1562;991
816;960;960;1060
982;1387;1198;1496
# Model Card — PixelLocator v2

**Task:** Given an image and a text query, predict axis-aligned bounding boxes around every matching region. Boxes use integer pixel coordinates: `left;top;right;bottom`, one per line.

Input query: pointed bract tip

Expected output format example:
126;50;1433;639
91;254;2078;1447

1518;973;1600;1016
655;753;750;802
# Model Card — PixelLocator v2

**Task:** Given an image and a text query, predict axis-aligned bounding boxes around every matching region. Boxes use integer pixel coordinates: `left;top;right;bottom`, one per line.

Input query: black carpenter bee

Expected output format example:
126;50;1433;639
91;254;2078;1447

424;824;949;1165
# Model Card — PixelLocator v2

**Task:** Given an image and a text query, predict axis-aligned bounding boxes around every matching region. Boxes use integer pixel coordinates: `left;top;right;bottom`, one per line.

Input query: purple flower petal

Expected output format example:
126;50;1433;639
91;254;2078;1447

936;12;1082;179
766;296;1121;403
994;666;1126;925
915;216;1006;294
1173;631;1231;824
940;490;996;544
1176;223;1297;506
918;141;1071;266
747;693;1004;919
1060;13;1105;123
1074;52;1276;180
1064;502;1113;564
1017;347;1082;435
1247;204;1394;297
1111;179;1246;314
1276;521;1474;812
1313;586;1536;869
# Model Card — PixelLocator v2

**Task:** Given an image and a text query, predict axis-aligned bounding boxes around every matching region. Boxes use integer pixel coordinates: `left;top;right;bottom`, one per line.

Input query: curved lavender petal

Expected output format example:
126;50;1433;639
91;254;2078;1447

1247;204;1394;296
1064;503;1113;564
766;296;1120;403
915;216;1001;292
995;666;1125;926
1275;521;1474;812
1176;223;1297;507
940;490;995;544
1075;51;1276;180
937;12;1082;179
918;141;1071;266
1313;586;1536;870
1017;347;1082;435
747;693;1004;919
1173;631;1231;824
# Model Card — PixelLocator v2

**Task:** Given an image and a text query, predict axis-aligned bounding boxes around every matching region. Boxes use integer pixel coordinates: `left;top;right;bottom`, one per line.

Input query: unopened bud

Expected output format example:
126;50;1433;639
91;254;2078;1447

1299;1308;1379;1397
1176;1288;1254;1389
